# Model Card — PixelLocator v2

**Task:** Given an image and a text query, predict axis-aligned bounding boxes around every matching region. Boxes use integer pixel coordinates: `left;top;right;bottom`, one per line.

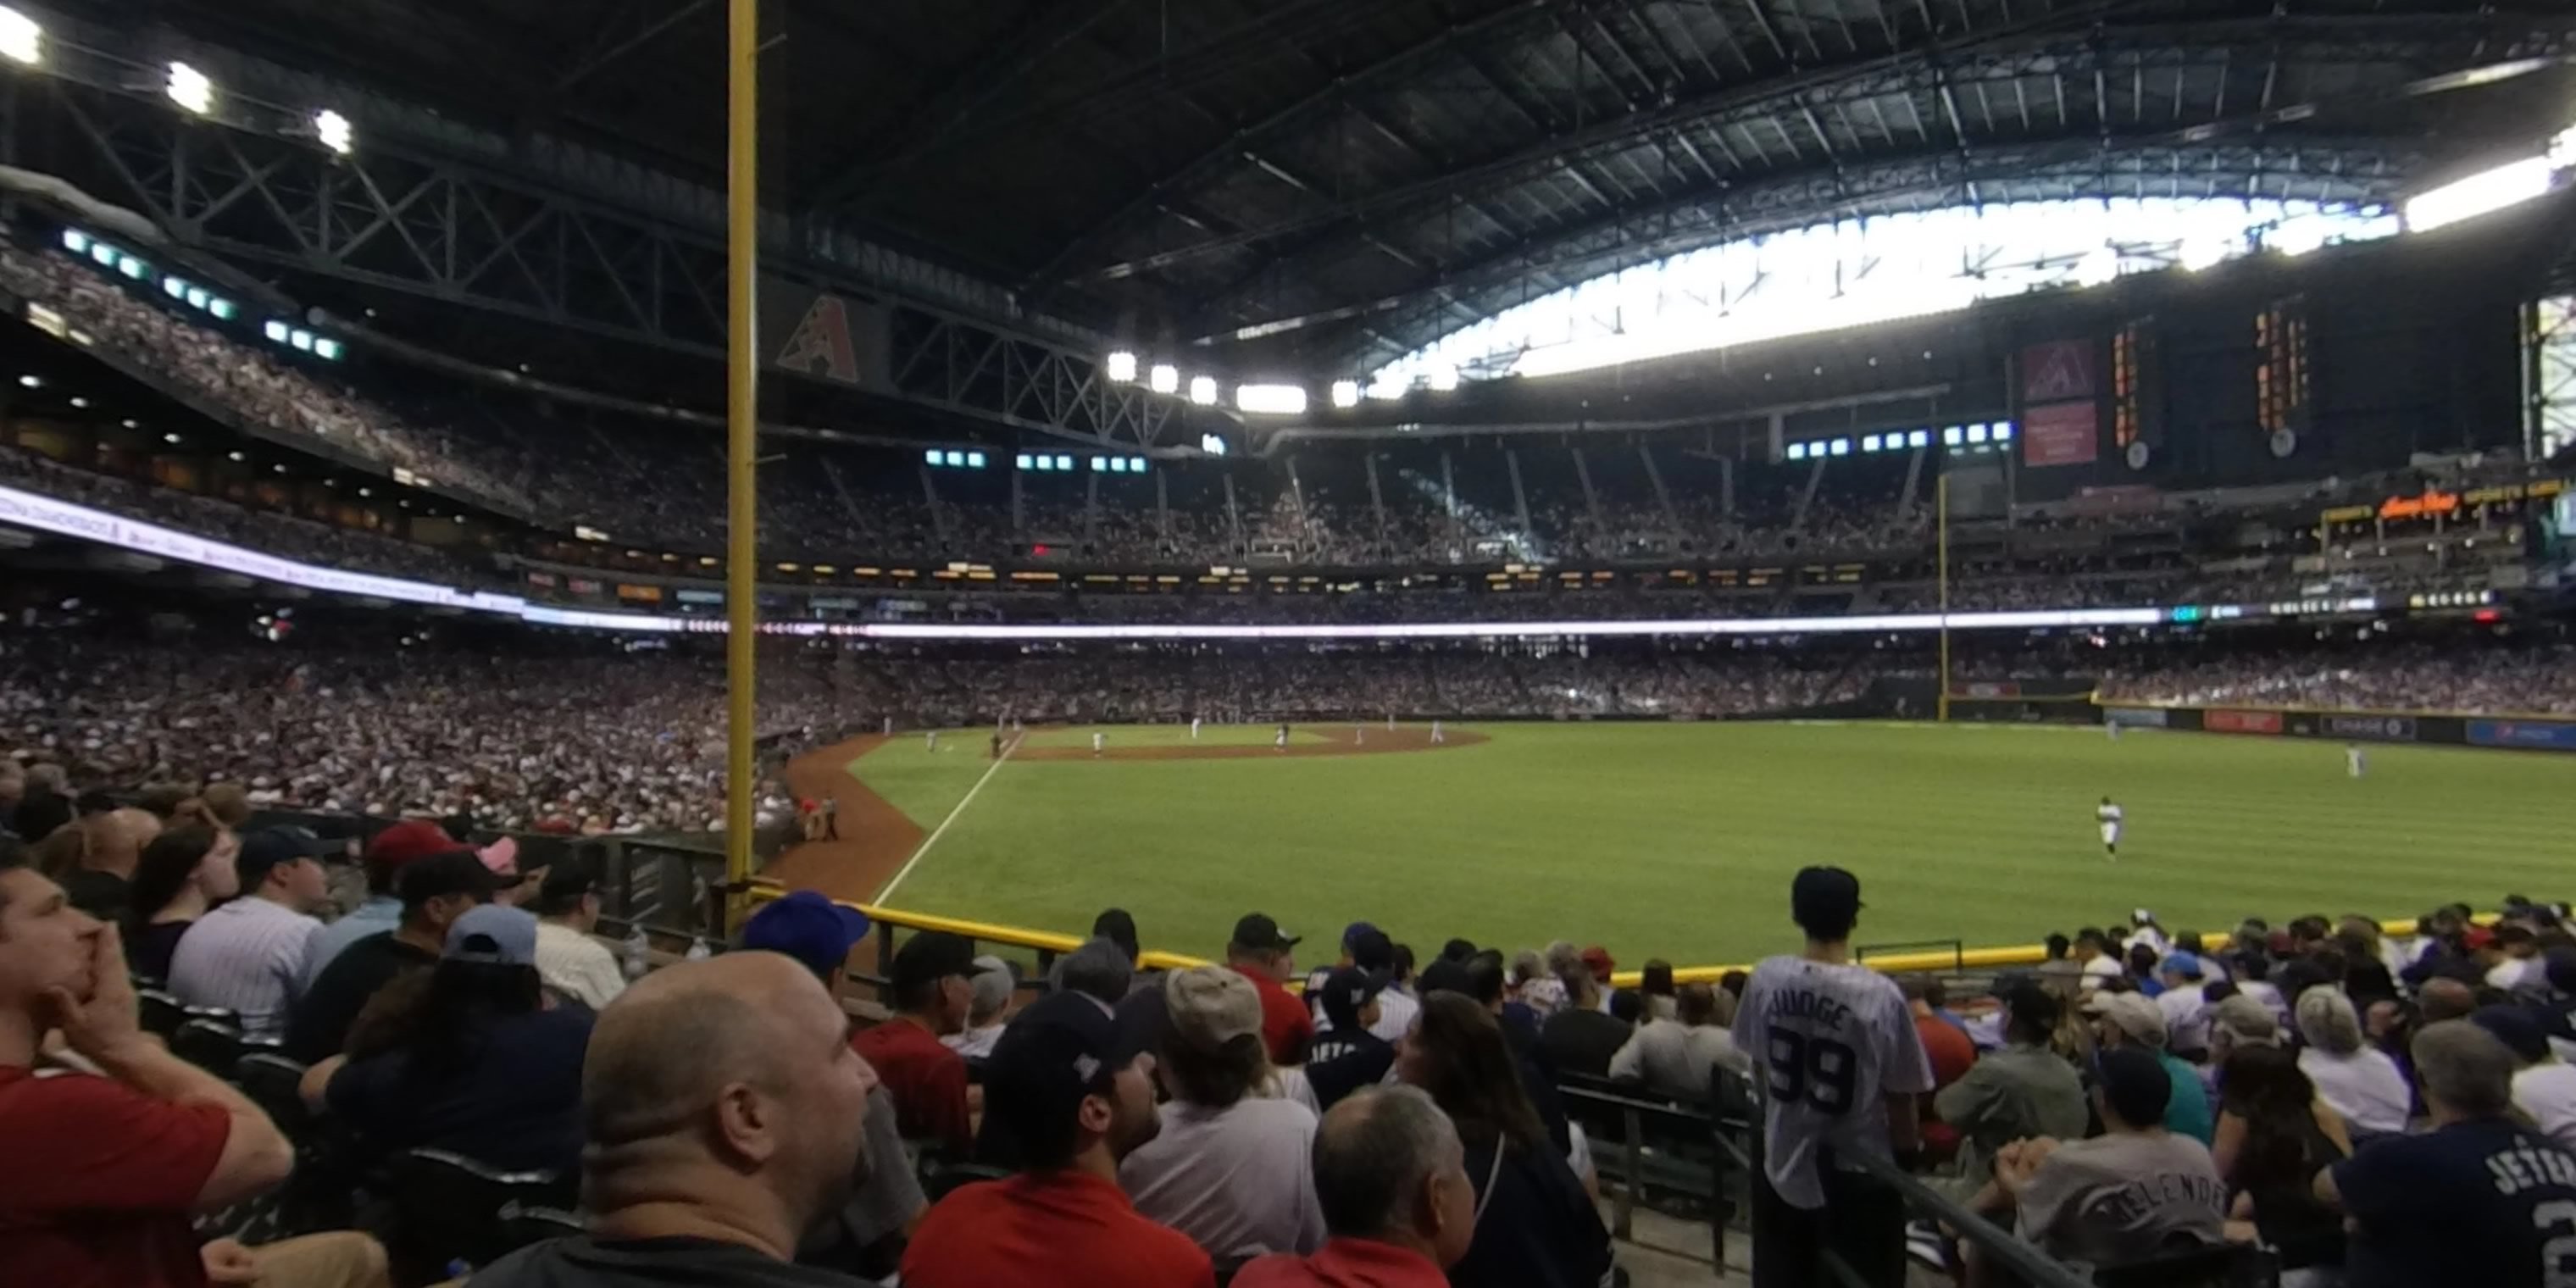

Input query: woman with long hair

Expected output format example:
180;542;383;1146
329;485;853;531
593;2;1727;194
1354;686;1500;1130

1398;992;1613;1288
125;824;241;980
2212;1043;2350;1285
300;905;590;1176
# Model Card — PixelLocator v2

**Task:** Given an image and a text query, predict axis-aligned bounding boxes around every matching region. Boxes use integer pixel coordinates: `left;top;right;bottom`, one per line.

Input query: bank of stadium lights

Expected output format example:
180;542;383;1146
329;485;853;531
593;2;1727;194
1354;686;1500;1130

1235;383;1307;416
1187;375;1219;406
1090;455;1151;474
921;449;986;469
1105;351;1138;383
1148;364;1180;395
1014;452;1078;472
1789;424;1999;461
2407;156;2558;233
165;62;214;115
314;109;353;157
0;6;42;65
1330;380;1361;409
261;319;343;360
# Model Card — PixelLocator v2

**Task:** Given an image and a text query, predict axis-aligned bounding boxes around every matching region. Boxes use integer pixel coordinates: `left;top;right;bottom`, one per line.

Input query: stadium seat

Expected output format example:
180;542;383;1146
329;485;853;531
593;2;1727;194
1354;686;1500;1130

380;1149;577;1284
922;1162;1011;1203
495;1202;585;1255
171;1017;245;1075
137;988;187;1038
2090;1239;2273;1288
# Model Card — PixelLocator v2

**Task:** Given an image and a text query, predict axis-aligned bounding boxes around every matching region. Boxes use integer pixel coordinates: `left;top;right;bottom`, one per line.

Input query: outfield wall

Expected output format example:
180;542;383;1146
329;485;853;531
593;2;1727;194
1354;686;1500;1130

2100;702;2576;753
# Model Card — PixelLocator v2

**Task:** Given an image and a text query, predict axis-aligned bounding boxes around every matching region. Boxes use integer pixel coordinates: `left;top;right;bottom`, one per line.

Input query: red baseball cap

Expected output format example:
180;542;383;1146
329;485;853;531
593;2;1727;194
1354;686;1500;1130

1580;946;1616;975
364;819;459;870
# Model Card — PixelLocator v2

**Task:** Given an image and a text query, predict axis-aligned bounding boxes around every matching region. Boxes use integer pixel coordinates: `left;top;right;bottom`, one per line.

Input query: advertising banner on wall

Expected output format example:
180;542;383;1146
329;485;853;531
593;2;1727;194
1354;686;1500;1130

2204;709;2285;735
2104;707;2171;728
2322;713;2418;742
2468;719;2576;751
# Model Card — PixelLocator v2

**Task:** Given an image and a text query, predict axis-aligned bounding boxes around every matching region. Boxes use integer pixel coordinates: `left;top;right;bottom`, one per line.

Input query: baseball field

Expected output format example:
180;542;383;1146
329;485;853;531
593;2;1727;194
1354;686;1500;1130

770;720;2576;970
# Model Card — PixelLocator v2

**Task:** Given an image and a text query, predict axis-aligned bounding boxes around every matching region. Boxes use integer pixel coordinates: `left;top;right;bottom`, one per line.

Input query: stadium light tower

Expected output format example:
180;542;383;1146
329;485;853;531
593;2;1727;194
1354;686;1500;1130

314;108;353;156
165;62;214;115
1105;350;1137;382
0;7;43;65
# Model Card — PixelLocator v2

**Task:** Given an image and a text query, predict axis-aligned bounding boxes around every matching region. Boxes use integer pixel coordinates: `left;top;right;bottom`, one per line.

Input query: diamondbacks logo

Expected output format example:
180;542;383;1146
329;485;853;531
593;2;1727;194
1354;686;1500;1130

776;294;859;384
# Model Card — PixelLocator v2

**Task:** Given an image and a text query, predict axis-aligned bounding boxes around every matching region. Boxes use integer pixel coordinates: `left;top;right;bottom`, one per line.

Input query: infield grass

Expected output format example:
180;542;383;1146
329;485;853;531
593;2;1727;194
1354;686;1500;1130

858;722;2576;969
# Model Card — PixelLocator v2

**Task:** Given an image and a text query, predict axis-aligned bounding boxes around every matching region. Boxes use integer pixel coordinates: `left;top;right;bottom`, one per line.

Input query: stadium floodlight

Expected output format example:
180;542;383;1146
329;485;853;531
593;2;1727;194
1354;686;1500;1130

314;338;343;361
1106;350;1138;382
1130;456;1148;472
1330;380;1361;408
1426;364;1460;392
208;298;236;320
0;8;40;66
87;241;114;266
314;108;353;157
1993;421;2014;441
1054;454;1073;471
165;61;214;115
1966;424;1989;444
1149;364;1180;394
1785;442;1807;461
2406;156;2555;232
1235;383;1307;415
67;397;86;408
290;330;315;352
1908;430;1930;448
1015;453;1032;469
1943;426;1963;446
162;276;187;299
1862;434;1881;452
923;449;941;465
965;451;985;468
1188;375;1219;406
116;254;145;280
14;375;35;388
2072;245;2119;287
185;287;208;308
264;320;291;343
2178;238;2230;272
1090;456;1107;472
59;228;86;253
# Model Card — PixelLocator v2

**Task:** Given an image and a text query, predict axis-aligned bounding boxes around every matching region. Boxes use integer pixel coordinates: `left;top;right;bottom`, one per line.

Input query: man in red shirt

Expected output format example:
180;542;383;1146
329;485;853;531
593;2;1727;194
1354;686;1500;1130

1235;1085;1474;1288
852;930;983;1153
0;842;387;1288
1902;974;1978;1164
902;988;1212;1288
1228;912;1313;1064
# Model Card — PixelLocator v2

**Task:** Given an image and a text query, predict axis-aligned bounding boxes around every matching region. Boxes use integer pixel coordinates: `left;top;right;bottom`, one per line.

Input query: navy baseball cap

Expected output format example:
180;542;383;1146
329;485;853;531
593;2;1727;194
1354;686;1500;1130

742;891;872;980
235;825;336;887
1318;965;1386;1031
1790;866;1863;930
1341;921;1380;951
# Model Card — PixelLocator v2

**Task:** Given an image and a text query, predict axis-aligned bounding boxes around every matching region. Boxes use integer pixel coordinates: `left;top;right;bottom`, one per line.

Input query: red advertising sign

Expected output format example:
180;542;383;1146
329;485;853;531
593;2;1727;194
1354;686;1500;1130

2021;339;2097;403
2204;709;2284;735
2021;401;2099;468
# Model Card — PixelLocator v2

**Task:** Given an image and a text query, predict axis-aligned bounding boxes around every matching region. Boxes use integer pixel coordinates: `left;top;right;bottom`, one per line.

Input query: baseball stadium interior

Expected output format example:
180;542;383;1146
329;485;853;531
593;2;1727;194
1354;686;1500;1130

9;2;2576;1286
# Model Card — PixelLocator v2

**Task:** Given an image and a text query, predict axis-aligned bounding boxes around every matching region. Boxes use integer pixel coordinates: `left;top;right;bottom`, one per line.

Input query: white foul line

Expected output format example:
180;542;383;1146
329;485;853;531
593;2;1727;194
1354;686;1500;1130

873;735;1019;904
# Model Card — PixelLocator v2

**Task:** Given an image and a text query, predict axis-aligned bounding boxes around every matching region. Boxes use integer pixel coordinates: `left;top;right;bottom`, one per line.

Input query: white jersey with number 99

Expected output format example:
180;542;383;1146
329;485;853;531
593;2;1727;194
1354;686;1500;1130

1731;957;1935;1209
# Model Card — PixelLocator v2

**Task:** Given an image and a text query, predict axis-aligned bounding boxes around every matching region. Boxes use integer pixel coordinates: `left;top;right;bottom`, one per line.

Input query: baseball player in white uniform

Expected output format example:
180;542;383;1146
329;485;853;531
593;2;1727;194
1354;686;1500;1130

2097;796;2124;859
2346;743;2367;779
1091;730;1105;758
1430;719;1445;745
1734;866;1931;1288
1274;723;1290;752
924;729;939;752
1191;716;1202;741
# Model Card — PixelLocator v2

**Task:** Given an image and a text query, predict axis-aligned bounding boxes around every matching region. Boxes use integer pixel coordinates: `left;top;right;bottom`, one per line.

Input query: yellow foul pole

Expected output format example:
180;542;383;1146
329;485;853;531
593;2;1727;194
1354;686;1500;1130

1935;472;1951;723
723;0;760;908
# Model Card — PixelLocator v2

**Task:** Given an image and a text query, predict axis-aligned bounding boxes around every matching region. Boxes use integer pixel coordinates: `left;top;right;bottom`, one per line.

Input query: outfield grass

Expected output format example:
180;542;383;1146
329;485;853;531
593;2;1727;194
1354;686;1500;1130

856;722;2576;969
1017;723;1331;750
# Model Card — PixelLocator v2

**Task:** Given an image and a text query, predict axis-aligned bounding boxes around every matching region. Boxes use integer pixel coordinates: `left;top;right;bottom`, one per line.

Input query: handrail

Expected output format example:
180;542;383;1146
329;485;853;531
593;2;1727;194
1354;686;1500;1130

1712;1070;2096;1288
741;879;1209;974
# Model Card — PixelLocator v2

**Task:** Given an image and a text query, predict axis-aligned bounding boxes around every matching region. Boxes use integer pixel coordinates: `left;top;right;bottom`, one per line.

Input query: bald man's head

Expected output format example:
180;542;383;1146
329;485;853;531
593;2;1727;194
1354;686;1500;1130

583;952;874;1243
2420;976;2477;1024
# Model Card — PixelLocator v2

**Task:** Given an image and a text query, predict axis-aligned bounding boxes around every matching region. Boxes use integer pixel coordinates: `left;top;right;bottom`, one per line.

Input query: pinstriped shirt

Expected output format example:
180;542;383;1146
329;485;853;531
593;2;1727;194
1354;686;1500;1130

167;895;323;1040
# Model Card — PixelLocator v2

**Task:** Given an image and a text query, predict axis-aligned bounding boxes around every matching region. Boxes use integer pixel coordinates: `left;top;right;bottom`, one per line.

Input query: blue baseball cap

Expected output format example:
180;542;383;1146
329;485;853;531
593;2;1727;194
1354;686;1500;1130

2160;951;2204;980
742;891;872;980
1341;921;1380;951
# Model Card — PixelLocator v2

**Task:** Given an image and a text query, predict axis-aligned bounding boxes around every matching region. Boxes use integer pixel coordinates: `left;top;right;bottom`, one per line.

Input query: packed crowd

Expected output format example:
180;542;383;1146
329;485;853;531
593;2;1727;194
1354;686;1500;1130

2101;643;2576;716
8;810;2573;1288
0;242;542;514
